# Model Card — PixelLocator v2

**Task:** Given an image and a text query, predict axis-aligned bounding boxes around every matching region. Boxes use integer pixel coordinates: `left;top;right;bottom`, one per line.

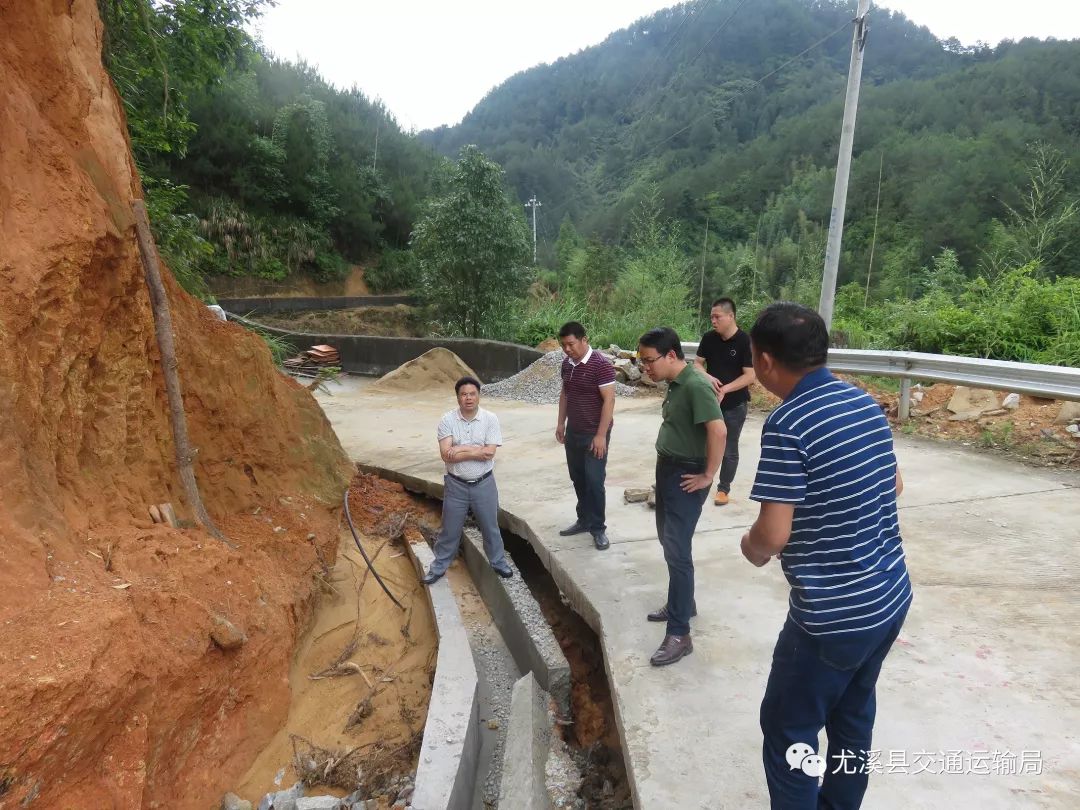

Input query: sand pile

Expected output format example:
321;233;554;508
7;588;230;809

371;347;480;393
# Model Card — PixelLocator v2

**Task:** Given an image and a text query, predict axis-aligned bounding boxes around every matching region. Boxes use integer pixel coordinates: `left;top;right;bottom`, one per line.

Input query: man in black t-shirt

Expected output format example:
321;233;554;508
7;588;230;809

694;297;756;505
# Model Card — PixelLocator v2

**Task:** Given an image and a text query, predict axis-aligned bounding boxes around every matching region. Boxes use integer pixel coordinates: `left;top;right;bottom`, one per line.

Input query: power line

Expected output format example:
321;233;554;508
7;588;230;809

640;19;852;158
631;0;751;126
622;0;711;110
540;19;852;229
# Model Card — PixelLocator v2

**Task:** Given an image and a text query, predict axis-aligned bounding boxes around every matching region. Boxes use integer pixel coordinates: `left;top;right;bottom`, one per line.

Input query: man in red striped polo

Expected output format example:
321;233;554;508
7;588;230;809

555;321;616;550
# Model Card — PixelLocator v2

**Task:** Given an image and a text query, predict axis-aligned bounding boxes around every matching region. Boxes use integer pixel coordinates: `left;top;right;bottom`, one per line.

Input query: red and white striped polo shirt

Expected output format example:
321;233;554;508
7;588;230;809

560;348;616;435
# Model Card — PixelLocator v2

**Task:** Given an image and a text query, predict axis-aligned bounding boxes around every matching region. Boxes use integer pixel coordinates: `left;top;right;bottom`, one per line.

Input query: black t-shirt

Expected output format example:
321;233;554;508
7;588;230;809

697;328;753;408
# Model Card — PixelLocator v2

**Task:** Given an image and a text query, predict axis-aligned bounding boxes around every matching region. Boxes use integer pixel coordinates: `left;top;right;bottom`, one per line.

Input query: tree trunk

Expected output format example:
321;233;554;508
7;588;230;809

132;199;234;548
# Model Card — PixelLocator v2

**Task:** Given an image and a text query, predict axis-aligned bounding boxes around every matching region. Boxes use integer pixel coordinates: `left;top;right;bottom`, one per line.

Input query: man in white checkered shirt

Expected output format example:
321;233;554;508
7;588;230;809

421;376;514;584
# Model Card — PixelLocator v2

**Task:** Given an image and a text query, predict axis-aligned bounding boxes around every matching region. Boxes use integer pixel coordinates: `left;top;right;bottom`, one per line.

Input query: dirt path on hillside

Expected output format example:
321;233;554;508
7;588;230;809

208;266;371;299
257;304;423;337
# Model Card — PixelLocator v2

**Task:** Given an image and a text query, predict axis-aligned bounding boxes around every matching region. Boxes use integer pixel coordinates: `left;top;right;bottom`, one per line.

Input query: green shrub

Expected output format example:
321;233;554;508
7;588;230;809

365;249;422;292
196;197;348;282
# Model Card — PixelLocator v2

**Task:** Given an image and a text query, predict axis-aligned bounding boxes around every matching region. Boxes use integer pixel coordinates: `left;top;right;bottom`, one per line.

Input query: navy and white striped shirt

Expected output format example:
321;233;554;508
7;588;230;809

750;368;912;636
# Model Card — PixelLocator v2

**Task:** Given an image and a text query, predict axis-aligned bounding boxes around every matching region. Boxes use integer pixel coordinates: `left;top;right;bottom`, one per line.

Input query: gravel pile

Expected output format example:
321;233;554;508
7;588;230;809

483;351;637;405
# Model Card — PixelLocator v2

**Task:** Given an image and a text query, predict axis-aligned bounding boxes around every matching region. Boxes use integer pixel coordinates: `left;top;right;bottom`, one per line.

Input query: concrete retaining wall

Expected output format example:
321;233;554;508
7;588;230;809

460;528;571;716
227;314;543;383
496;510;604;636
360;464;573;716
218;294;414;313
403;541;479;810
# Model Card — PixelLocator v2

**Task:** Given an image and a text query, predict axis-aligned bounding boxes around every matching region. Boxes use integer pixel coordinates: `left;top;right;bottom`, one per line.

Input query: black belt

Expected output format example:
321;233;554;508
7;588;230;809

449;470;493;485
656;454;706;466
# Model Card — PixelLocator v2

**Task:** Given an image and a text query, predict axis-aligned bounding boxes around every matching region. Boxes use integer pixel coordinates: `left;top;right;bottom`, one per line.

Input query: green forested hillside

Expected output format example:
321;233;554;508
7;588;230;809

98;0;1080;363
423;0;1080;292
99;0;440;292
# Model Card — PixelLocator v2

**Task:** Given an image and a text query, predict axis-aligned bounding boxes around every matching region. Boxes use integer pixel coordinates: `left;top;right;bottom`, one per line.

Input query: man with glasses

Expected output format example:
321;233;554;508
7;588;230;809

422;376;514;585
695;297;755;506
638;327;727;666
555;321;616;551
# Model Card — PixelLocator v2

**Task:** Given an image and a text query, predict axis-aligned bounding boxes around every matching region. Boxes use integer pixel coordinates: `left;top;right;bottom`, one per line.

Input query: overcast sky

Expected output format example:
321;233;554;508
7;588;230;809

254;1;1080;132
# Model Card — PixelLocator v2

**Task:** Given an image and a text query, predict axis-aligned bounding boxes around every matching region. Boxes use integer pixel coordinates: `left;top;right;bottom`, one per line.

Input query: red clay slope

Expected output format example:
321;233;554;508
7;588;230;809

0;1;354;806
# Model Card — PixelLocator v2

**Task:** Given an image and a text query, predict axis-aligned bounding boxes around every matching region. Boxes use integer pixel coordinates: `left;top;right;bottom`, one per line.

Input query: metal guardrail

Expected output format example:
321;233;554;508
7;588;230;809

682;343;1080;415
826;349;1080;402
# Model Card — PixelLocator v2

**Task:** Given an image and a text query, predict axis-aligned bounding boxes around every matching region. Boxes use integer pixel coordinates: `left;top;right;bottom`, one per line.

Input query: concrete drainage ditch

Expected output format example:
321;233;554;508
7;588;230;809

375;466;632;810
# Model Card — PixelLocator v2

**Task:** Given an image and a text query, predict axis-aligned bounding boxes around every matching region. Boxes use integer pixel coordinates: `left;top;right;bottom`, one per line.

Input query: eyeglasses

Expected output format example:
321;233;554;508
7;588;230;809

638;354;664;366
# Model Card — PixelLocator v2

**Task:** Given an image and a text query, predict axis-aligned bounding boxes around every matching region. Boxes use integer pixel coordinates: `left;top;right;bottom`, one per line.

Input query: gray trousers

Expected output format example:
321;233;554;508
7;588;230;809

429;474;508;575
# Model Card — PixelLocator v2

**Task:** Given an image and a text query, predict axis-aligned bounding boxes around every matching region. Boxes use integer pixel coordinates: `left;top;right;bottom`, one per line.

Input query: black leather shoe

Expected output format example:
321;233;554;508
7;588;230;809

649;634;693;666
646;605;698;622
421;570;445;586
492;565;514;579
559;521;587;536
592;531;610;550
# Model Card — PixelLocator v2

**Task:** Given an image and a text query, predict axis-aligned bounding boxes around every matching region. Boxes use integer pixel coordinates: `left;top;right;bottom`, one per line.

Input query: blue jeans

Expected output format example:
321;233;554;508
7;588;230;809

718;401;748;494
564;428;608;534
429;474;508;575
654;456;710;636
760;606;909;810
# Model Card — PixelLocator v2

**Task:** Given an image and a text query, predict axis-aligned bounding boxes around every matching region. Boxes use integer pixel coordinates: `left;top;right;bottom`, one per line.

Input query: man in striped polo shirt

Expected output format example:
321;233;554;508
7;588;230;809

555;321;616;551
741;303;912;809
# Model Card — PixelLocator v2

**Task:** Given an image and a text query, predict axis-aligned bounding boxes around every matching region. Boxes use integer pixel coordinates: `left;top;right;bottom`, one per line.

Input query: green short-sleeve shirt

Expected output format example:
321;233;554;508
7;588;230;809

655;363;724;460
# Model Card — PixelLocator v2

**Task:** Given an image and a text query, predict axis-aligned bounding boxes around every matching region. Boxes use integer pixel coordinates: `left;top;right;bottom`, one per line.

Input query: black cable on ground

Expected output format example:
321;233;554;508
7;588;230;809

343;489;406;611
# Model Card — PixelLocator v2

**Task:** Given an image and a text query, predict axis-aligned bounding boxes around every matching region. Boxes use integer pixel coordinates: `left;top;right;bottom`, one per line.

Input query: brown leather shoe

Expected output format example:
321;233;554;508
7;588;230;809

714;490;730;506
649;634;693;666
646;605;698;622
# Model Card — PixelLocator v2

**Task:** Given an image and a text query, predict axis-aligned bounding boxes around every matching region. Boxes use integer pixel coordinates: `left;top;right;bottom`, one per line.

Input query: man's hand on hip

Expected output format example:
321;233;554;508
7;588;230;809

680;472;713;493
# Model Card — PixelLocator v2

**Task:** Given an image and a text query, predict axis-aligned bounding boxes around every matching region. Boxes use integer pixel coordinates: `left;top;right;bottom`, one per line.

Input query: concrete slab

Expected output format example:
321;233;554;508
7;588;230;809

498;674;553;810
405;541;480;810
319;379;1080;809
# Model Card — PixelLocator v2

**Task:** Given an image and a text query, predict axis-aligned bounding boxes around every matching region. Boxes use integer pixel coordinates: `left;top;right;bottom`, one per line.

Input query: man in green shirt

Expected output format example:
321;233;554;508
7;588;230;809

637;327;727;666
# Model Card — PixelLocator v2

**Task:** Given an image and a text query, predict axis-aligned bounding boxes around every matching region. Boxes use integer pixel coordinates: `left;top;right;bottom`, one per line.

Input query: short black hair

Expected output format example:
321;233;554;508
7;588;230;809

558;321;587;340
455;376;481;394
637;326;685;360
711;297;736;316
749;302;828;370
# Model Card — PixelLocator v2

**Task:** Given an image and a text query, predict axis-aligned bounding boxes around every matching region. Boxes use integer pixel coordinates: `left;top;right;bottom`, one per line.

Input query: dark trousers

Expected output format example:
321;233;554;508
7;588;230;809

654;457;709;636
718;401;748;494
564;428;608;534
760;606;909;810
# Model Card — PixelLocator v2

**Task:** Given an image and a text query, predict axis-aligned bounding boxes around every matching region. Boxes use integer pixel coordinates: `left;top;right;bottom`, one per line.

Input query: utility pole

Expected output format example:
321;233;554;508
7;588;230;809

524;195;542;264
818;0;871;331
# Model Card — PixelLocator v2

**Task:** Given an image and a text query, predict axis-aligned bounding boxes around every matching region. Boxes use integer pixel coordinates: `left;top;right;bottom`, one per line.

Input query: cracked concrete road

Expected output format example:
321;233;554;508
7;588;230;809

315;376;1080;809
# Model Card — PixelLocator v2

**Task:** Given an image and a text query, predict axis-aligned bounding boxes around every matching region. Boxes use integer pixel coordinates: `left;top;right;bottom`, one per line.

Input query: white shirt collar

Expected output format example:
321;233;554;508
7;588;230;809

457;407;482;422
569;347;593;367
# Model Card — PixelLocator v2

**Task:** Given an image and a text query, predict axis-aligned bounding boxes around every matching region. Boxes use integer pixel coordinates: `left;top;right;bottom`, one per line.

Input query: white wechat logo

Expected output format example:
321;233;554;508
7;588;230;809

786;743;827;778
